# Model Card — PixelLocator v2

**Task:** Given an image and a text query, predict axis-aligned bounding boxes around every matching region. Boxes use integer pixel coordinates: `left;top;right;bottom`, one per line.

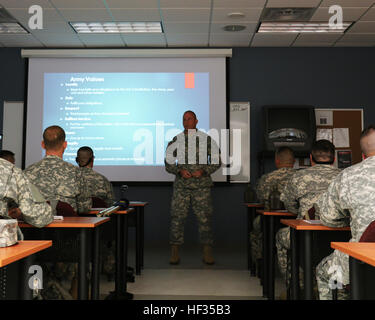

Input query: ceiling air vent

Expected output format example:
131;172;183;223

261;7;315;22
0;6;16;22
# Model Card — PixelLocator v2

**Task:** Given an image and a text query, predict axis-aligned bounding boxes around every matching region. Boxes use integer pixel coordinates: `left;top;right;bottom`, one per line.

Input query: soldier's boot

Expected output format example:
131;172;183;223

202;245;215;265
69;276;78;300
169;245;180;265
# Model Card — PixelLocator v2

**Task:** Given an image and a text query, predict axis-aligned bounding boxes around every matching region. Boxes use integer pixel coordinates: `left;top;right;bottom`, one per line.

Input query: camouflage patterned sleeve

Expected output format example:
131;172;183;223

255;174;268;204
15;171;53;228
76;169;93;213
165;138;180;175
202;136;221;175
314;173;350;228
280;174;299;214
105;181;116;207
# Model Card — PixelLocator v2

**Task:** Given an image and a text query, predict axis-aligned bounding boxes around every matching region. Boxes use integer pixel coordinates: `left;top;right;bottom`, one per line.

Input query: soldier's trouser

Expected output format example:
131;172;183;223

170;187;213;246
276;226;290;281
316;250;349;300
249;215;262;261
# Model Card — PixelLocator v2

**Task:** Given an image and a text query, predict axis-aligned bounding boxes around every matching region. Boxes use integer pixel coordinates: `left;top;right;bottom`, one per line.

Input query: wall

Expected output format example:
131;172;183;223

1;47;374;248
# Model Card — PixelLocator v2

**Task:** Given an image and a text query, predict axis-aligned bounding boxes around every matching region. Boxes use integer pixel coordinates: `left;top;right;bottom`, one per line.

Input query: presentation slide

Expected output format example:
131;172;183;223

43;72;209;166
26;57;227;181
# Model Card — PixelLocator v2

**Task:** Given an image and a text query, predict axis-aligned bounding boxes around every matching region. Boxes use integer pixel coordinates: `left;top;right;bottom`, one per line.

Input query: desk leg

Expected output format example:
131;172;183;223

115;214;123;298
304;231;313;300
20;256;33;300
91;227;100;300
350;257;364;300
268;216;275;300
136;207;141;275
262;215;269;298
140;207;144;269
121;214;133;299
290;228;299;300
78;228;89;300
247;207;256;276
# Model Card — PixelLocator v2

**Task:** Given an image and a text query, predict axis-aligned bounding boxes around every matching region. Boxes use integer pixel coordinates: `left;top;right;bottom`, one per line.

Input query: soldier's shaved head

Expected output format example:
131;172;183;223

275;147;295;166
311;140;335;164
43;126;66;151
360;125;375;157
76;146;94;167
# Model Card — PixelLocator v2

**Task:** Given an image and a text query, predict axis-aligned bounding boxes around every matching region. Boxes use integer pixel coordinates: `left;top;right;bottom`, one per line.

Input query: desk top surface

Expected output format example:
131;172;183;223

0;240;52;267
245;203;263;208
256;209;296;217
129;201;149;206
280;219;351;231
19;216;110;228
331;242;375;267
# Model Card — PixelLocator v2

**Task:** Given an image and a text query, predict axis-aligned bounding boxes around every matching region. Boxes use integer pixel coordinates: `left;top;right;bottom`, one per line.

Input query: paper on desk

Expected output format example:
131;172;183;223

53;216;64;220
304;220;321;224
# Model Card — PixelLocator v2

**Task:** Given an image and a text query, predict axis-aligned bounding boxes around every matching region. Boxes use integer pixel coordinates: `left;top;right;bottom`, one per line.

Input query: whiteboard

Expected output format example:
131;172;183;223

3;101;24;168
229;102;250;183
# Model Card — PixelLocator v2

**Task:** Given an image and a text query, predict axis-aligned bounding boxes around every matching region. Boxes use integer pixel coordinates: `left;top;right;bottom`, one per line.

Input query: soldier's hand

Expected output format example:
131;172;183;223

8;207;22;220
191;170;204;178
179;169;192;179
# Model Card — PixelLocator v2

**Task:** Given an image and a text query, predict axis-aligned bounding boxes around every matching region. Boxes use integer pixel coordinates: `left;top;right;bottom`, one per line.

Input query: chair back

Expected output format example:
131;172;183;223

55;201;77;217
92;197;108;208
360;220;375;242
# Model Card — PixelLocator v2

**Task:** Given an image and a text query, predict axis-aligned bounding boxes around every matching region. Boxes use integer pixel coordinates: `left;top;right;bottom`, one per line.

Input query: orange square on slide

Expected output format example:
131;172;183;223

185;73;195;89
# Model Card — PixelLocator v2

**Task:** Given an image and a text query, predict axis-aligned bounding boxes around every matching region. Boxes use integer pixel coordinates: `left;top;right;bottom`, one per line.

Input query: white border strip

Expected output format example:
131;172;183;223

21;48;232;58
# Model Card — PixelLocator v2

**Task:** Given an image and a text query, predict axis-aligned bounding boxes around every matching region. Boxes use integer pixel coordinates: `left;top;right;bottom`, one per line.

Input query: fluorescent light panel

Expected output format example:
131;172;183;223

70;22;162;33
258;22;351;33
0;22;28;34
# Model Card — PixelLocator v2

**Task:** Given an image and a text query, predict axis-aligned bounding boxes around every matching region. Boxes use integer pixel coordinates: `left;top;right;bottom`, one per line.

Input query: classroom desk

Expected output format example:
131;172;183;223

91;201;147;275
19;217;109;300
281;219;351;300
244;203;264;276
331;242;375;300
256;209;297;300
0;240;52;300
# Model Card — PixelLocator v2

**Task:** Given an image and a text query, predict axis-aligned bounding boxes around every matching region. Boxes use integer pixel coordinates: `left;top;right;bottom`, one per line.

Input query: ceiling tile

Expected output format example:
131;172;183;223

292;42;334;46
166;33;208;46
78;33;125;46
122;33;166;47
33;33;84;46
50;0;106;9
339;33;375;41
266;0;321;7
294;33;342;42
109;8;161;21
57;9;113;21
209;33;252;47
210;22;258;34
160;0;211;8
211;8;263;22
104;0;159;9
0;34;43;47
0;0;53;9
360;8;375;21
346;21;375;33
163;22;209;33
250;33;297;46
335;41;375;46
213;0;266;8
311;7;368;21
320;0;374;7
5;8;65;24
161;9;210;22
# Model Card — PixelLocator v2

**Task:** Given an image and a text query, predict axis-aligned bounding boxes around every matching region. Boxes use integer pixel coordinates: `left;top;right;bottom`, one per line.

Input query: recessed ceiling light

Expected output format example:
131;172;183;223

223;25;246;32
227;12;245;19
0;22;28;34
258;22;351;33
70;22;163;33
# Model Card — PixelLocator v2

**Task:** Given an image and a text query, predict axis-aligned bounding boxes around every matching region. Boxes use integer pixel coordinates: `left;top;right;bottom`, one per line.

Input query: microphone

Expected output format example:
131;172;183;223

97;198;130;217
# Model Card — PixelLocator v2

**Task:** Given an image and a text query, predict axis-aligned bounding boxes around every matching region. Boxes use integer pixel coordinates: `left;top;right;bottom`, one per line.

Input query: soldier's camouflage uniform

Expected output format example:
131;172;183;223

276;164;341;286
315;156;375;299
165;129;221;246
250;167;295;261
79;166;116;277
24;155;92;299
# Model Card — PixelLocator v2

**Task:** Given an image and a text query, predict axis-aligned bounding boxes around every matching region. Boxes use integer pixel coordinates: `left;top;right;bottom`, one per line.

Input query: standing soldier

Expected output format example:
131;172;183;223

276;140;341;296
250;147;296;266
165;111;221;265
315;126;375;299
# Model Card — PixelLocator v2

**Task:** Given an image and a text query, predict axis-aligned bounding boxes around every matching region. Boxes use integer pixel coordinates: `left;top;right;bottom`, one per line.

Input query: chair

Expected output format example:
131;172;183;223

332;220;375;299
55;201;77;217
92;197;108;208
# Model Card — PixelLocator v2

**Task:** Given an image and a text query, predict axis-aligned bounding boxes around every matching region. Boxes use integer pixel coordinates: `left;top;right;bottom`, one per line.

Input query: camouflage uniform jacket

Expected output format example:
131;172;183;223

315;156;375;242
79;167;115;207
165;129;221;189
0;158;53;239
280;164;341;219
24;155;92;214
256;167;295;210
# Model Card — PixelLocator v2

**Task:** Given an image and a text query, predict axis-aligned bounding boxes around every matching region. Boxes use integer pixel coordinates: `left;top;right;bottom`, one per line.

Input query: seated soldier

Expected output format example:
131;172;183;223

276;140;340;297
0;150;15;165
250;147;295;266
315;126;375;300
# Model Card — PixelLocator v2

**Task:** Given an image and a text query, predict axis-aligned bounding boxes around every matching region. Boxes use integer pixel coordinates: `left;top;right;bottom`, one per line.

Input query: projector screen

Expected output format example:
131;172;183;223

26;57;227;182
